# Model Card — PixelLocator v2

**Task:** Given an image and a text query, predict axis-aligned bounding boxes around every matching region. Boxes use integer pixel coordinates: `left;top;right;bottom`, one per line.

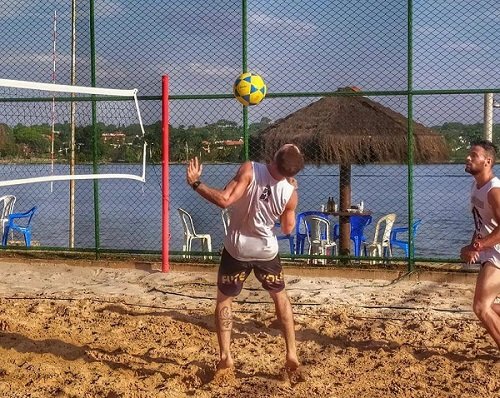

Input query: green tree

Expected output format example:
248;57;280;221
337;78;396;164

0;123;17;157
13;124;50;156
435;122;487;161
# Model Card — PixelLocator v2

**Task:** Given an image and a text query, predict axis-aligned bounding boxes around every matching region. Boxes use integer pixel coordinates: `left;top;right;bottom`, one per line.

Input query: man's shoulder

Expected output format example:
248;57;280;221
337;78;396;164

486;178;500;204
235;161;254;181
239;161;254;173
488;176;500;189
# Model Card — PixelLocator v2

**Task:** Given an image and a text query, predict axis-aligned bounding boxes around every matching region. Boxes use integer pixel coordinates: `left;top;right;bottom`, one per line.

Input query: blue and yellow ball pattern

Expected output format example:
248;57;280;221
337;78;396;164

233;72;267;106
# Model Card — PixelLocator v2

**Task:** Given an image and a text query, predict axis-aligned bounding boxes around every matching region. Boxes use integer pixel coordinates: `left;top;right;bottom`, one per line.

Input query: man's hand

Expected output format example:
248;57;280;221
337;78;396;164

472;238;483;251
460;244;479;264
186;157;203;186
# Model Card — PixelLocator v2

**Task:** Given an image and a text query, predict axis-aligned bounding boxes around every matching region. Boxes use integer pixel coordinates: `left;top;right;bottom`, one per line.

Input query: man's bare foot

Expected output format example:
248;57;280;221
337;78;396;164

282;365;306;385
285;356;300;371
216;357;234;370
281;357;305;385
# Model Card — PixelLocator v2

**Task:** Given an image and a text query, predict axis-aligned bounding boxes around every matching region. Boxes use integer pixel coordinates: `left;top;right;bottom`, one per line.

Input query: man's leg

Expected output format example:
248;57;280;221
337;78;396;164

254;256;300;369
215;249;250;370
269;289;300;369
215;289;235;369
473;262;500;348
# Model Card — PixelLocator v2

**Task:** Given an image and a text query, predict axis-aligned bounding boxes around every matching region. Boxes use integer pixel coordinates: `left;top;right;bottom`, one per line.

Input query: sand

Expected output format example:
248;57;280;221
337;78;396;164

0;260;498;398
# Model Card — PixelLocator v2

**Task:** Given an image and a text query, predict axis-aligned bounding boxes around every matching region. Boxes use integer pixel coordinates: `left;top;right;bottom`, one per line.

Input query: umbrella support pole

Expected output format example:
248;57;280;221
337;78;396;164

339;163;352;263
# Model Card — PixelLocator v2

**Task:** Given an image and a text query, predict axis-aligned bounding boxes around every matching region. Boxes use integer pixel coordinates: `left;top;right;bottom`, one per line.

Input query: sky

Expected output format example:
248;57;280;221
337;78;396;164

0;0;499;127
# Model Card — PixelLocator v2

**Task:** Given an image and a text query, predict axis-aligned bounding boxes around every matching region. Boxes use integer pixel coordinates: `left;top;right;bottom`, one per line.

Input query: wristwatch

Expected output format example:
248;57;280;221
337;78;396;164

191;180;201;190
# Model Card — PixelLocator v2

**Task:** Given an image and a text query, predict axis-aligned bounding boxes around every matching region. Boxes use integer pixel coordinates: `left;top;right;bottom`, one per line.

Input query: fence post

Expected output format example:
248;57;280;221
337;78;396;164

484;93;493;141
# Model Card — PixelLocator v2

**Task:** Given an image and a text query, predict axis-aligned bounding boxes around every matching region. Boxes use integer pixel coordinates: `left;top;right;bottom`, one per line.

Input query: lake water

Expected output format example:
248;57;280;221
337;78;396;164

0;163;474;259
171;163;474;259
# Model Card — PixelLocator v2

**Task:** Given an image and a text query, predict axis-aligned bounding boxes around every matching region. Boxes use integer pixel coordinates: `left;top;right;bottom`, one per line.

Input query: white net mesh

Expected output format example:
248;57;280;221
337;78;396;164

0;79;147;187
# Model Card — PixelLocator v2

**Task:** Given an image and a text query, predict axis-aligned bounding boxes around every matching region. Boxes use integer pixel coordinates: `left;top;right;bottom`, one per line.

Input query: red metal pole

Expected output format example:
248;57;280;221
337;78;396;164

161;75;170;272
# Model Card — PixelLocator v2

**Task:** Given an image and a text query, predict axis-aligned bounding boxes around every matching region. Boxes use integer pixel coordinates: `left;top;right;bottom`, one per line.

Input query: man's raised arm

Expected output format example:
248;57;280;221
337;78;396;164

186;157;253;208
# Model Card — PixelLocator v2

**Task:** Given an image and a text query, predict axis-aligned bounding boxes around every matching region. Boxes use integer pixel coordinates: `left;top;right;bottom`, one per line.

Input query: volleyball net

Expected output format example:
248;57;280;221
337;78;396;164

0;78;147;187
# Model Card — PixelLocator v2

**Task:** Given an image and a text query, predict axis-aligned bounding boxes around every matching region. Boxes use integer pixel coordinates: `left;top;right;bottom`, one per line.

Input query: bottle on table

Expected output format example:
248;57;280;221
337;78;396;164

327;197;337;213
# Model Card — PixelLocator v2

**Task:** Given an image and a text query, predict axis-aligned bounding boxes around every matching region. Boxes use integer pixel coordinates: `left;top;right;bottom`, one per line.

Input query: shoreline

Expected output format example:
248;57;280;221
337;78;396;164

0;255;479;285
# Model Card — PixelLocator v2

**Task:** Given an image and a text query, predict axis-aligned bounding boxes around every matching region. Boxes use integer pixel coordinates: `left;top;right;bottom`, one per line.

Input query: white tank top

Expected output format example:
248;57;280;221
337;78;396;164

471;176;500;247
224;162;294;261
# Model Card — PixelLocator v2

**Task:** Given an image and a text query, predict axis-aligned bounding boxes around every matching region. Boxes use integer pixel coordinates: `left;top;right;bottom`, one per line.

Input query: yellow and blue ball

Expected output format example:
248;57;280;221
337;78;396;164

233;72;267;106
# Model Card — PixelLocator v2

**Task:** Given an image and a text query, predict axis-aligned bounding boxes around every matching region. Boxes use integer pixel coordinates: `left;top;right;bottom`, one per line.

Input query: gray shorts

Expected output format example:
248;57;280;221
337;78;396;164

478;247;500;270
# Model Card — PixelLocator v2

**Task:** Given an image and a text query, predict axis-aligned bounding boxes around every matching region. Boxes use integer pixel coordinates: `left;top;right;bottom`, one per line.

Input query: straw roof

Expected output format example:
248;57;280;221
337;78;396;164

257;93;449;165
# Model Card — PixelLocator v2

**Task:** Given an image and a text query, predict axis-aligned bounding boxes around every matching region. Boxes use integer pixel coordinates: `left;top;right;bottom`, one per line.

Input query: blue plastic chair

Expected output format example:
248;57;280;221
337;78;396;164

274;218;295;254
295;211;330;255
275;226;295;254
390;219;422;257
333;214;373;256
2;206;37;247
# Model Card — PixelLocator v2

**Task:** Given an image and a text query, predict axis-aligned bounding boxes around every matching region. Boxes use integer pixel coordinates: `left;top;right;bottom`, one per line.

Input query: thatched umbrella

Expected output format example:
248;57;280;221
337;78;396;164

258;89;449;257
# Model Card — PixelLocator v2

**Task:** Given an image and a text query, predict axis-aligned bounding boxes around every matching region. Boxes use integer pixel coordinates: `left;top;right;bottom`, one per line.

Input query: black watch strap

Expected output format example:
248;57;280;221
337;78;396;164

192;180;202;190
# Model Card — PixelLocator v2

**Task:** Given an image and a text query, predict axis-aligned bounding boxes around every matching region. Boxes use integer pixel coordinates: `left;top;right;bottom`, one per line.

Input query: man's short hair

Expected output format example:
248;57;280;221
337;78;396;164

274;144;305;177
471;139;497;162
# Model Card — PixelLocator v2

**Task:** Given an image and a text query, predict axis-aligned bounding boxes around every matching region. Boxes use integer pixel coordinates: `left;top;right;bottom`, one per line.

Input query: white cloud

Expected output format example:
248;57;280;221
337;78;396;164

1;51;68;67
186;62;239;78
446;42;484;52
492;9;500;22
0;0;125;19
0;1;32;18
413;25;454;36
95;0;126;18
249;11;318;37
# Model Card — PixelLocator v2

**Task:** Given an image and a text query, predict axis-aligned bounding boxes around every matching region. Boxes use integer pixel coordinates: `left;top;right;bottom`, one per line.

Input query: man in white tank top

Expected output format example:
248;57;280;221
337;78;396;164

460;140;500;349
186;144;305;379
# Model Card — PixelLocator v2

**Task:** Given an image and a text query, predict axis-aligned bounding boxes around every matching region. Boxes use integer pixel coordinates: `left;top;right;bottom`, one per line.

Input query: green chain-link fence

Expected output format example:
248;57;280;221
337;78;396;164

0;1;499;269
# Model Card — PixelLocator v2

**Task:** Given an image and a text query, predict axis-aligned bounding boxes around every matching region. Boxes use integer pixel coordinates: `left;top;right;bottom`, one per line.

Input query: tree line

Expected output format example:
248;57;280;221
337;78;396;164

0;119;497;164
433;122;500;161
0;117;272;164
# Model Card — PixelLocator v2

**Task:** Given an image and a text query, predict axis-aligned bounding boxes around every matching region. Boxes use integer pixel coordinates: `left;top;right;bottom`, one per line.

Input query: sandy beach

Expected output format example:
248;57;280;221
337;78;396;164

0;260;498;397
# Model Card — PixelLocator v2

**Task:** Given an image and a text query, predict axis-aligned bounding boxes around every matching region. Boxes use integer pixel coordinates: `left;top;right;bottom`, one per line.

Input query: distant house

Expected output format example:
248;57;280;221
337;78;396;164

202;138;243;153
102;132;126;147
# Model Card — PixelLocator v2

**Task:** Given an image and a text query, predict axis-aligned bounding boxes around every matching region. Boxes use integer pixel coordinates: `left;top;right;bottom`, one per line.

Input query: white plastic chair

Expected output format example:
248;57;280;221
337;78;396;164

221;209;230;236
363;213;396;264
304;215;337;265
0;195;16;238
177;208;212;259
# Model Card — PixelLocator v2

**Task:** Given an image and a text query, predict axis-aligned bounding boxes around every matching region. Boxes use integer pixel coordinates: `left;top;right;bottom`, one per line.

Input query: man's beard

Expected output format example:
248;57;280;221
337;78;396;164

465;165;472;174
465;165;480;175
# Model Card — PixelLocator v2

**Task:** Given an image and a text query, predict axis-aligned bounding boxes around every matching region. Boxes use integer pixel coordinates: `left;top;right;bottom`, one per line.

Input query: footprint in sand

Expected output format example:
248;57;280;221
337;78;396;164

211;367;237;387
280;365;307;386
